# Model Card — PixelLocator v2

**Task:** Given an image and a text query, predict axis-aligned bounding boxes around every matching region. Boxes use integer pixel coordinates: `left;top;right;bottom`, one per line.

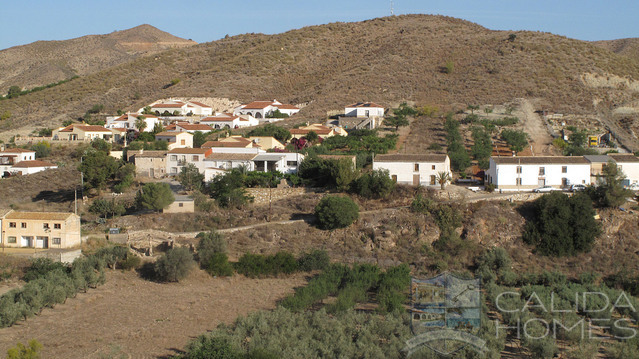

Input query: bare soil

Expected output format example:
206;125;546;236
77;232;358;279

0;269;307;359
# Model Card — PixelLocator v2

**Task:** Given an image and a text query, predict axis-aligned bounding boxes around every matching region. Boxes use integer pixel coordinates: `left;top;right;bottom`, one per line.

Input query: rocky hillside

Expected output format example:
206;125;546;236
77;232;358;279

1;15;639;140
593;37;639;61
0;24;196;93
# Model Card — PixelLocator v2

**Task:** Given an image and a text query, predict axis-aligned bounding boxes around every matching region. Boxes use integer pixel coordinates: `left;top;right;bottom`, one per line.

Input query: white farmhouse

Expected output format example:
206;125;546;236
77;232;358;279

11;160;58;175
106;113;161;132
166;148;212;176
233;100;299;119
486;156;590;191
373;154;451;186
344;102;385;118
200;113;259;129
253;152;304;174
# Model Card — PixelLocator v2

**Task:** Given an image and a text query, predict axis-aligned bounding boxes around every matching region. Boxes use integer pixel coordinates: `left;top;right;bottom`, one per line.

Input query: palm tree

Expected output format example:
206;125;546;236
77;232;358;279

135;117;147;132
436;171;451;190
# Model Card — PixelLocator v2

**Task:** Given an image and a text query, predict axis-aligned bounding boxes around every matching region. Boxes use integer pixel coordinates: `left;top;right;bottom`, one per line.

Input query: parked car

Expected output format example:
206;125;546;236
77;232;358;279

570;184;587;192
533;185;556;193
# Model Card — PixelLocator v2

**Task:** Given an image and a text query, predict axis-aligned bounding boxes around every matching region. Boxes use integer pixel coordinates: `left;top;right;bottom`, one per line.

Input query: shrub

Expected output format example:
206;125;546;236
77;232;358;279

154;247;196;282
196;231;227;263
136;182;175;212
204;253;234;277
31;141;51;158
23;258;68;282
297;250;330;271
351;169;395;199
314;196;359;230
179;164;205;191
377;264;411;313
6;339;43;359
234;252;298;278
523;192;601;256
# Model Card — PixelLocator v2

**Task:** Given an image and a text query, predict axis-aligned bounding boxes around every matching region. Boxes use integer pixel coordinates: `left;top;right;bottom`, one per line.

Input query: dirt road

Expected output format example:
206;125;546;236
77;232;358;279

0;270;307;358
515;98;554;155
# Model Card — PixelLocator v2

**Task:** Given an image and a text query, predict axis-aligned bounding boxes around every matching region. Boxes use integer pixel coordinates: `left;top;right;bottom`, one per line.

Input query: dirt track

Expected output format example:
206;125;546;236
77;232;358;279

515;98;554;155
0;270;307;358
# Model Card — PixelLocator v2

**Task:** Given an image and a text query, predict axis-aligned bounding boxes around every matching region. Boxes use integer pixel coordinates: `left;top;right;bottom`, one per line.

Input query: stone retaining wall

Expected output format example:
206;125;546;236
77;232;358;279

246;187;311;205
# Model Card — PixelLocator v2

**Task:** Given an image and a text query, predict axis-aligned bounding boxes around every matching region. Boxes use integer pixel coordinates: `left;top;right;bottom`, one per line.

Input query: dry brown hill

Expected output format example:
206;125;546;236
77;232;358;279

1;15;639;142
0;24;196;93
593;38;639;61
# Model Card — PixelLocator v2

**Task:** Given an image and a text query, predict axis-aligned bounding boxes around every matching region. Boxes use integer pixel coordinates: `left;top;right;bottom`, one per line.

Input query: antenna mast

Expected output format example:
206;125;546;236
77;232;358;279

390;1;394;15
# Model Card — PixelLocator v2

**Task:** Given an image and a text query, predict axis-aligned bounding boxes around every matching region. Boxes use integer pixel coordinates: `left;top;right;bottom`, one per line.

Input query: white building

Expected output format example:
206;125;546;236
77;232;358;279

486;156;590;191
585;153;639;187
175;123;214;134
106;113;161;133
204;153;257;172
10;160;58;175
253;152;304;174
344;102;385;118
148;100;213;116
166;148;212;176
233;99;300;119
0;148;36;173
186;101;213;116
373;154;451;186
200;113;259;129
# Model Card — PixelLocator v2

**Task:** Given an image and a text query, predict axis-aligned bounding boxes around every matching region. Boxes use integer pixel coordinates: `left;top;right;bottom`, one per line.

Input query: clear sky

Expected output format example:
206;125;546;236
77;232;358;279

1;0;637;50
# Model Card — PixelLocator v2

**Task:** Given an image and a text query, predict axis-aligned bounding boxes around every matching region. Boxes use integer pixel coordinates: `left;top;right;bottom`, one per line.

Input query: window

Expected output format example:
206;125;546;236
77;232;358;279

562;178;568;187
562;166;567;173
52;238;61;245
516;178;522;186
432;165;436;170
181;139;185;145
192;155;199;161
8;236;16;243
391;175;398;182
170;155;177;161
179;203;184;207
516;166;522;174
171;167;178;174
43;223;49;229
287;161;297;167
539;167;545;176
414;163;420;171
21;223;27;228
54;223;61;229
9;222;16;228
430;175;436;185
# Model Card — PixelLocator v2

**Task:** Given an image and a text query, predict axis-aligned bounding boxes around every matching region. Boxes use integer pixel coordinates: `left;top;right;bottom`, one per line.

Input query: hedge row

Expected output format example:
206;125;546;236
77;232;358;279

0;246;140;328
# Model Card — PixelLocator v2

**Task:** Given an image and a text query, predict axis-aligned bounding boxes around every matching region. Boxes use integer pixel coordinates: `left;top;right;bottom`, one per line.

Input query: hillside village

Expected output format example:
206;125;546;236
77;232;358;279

2;14;639;359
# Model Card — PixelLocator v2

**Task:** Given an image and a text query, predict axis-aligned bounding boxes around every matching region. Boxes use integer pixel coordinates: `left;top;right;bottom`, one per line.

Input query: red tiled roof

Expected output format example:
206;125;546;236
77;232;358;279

290;127;332;135
241;101;274;110
12;160;57;168
177;124;213;131
201;116;238;122
168;148;211;154
75;125;112;132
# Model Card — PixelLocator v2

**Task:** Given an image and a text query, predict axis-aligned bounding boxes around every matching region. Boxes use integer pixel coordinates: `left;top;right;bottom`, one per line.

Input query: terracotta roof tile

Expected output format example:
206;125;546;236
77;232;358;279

4;211;75;221
375;154;448;162
491;156;589;165
12;160;57;168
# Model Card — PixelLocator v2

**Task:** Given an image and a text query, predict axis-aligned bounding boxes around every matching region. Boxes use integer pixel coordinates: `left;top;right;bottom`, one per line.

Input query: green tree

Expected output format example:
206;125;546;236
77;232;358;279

314;196;359;230
587;160;633;207
208;169;252;208
266;109;289;118
136;182;174;212
135;117;147;132
31;141;51;158
471;126;492;169
501;129;529;153
0;111;11;121
142;106;153;115
154;247;195;282
247;124;291;143
78;150;120;190
88;198;126;218
178;163;204;191
467;104;480;114
383;115;409;131
7;86;22;99
351;169;395;199
192;131;209;148
152;122;165;134
305;131;319;143
330;158;359;191
523;192;601;256
435;171;451;190
90;138;111;153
